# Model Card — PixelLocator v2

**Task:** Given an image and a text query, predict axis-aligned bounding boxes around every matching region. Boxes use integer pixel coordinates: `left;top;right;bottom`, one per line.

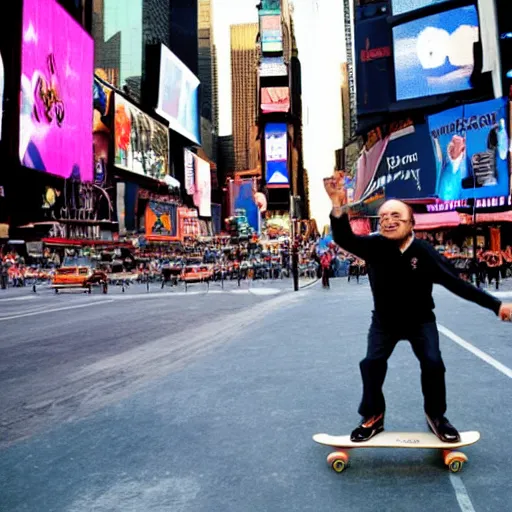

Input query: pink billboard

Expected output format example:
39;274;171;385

19;0;94;181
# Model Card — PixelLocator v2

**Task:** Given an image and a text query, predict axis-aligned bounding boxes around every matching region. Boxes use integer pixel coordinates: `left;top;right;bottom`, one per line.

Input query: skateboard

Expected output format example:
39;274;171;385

313;430;480;473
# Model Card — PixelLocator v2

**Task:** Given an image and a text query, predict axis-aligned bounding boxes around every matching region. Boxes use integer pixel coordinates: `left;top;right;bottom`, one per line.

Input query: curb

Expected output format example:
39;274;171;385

299;278;320;290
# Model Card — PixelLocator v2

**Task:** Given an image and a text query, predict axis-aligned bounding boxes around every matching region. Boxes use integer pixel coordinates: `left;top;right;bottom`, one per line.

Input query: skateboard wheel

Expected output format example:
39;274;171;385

327;451;349;473
449;460;463;473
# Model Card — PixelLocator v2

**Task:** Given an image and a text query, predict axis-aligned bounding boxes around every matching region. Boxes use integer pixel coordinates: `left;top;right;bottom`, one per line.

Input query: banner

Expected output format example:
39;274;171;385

369;123;437;200
19;0;94;181
260;14;283;53
355;10;392;115
354;136;389;201
93;75;113;185
145;201;177;239
261;87;290;114
428;97;509;201
114;93;169;180
265;123;289;187
156;45;200;144
184;148;196;195
193;155;211;217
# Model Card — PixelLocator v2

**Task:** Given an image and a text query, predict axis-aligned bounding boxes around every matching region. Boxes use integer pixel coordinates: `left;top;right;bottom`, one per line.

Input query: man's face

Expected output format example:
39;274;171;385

378;200;414;241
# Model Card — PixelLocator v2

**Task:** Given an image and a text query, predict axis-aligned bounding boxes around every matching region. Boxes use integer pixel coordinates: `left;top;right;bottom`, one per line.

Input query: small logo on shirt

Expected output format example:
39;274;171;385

411;257;418;270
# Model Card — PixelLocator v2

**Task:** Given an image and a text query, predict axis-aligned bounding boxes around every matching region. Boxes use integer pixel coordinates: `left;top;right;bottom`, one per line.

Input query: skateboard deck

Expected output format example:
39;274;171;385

313;431;480;473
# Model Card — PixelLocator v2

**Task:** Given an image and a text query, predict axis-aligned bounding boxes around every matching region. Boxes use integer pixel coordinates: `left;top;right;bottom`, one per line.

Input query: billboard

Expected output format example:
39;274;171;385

265;123;289;187
114;93;169;180
428;97;509;201
93;76;113;185
184;148;196;194
156;45;200;144
261;87;290;114
233;179;260;233
355;9;392;114
145;201;178;239
259;57;287;77
260;14;283;53
19;0;94;181
392;5;479;102
367;123;437;200
0;52;3;139
193;154;211;217
391;0;454;16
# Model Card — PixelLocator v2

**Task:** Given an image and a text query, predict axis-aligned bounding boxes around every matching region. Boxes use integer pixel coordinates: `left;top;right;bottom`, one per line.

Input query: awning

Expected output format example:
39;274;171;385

42;238;132;248
414;211;461;231
475;211;512;223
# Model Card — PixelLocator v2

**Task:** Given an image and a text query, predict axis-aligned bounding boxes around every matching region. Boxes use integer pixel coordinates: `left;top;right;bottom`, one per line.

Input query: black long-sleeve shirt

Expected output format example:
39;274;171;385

331;213;502;325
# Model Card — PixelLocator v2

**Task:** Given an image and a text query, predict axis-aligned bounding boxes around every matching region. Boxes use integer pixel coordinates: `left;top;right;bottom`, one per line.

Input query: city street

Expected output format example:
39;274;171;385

1;278;512;511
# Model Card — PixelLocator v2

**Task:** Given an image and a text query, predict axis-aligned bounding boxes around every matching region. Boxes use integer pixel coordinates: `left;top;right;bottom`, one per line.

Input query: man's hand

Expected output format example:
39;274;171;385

499;303;512;321
323;175;347;208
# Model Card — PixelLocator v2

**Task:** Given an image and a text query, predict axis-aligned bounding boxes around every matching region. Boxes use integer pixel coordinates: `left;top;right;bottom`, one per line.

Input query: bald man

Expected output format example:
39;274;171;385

324;176;512;443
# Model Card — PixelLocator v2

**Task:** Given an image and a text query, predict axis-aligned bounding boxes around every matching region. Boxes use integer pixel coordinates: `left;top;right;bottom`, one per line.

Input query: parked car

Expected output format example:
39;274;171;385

51;256;108;293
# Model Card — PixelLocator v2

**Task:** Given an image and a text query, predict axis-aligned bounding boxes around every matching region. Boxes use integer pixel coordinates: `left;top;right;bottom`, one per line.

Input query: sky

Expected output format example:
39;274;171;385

212;0;346;228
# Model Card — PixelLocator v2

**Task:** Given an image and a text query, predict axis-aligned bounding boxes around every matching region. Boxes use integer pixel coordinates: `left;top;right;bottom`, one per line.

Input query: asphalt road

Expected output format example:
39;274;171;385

1;278;511;511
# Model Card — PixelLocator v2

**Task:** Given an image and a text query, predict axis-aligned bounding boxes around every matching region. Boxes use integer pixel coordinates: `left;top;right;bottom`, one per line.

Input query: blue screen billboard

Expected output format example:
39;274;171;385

428;97;509;201
265;123;289;187
392;5;479;102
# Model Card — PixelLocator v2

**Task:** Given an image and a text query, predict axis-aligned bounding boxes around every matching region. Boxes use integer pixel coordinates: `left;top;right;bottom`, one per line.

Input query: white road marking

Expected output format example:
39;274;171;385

449;474;477;512
438;324;512;379
0;299;114;321
0;295;37;302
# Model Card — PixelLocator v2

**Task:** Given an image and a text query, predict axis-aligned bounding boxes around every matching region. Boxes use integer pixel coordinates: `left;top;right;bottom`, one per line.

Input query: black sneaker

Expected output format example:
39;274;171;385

426;415;461;443
350;413;384;442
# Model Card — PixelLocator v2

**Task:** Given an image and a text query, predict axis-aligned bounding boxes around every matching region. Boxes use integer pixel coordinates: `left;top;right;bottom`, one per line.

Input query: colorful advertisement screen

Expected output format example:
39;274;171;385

355;12;392;115
428;97;509;201
145;201;178;239
156;45;200;145
0;53;3;140
261;87;290;114
391;0;454;16
265;123;289;187
114;93;169;180
19;0;94;181
233;180;260;233
260;14;283;53
259;57;287;77
93;76;113;185
392;5;479;101
193;155;211;217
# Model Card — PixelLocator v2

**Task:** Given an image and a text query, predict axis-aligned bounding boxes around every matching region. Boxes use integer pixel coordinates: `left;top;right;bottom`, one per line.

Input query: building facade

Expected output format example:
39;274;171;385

230;23;259;172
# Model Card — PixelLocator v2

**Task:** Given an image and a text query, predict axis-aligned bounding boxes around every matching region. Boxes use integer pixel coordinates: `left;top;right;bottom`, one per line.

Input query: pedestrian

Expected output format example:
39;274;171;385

320;250;332;289
323;175;512;443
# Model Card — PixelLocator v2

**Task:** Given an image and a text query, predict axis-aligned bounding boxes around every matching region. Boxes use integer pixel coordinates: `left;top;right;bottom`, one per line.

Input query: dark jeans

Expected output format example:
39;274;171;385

322;267;330;288
358;315;446;419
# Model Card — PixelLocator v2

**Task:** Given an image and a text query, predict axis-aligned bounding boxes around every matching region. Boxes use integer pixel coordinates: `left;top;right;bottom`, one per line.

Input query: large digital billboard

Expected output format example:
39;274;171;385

391;0;454;16
114;93;169;180
355;11;393;115
260;13;283;53
392;5;479;101
265;123;289;187
261;87;290;114
428;98;509;201
156;45;200;145
19;0;94;181
259;57;287;77
192;154;211;217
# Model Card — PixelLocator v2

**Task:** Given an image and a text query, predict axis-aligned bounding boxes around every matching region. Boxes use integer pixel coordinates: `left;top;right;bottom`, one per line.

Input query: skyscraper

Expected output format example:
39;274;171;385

198;0;217;162
230;23;259;172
